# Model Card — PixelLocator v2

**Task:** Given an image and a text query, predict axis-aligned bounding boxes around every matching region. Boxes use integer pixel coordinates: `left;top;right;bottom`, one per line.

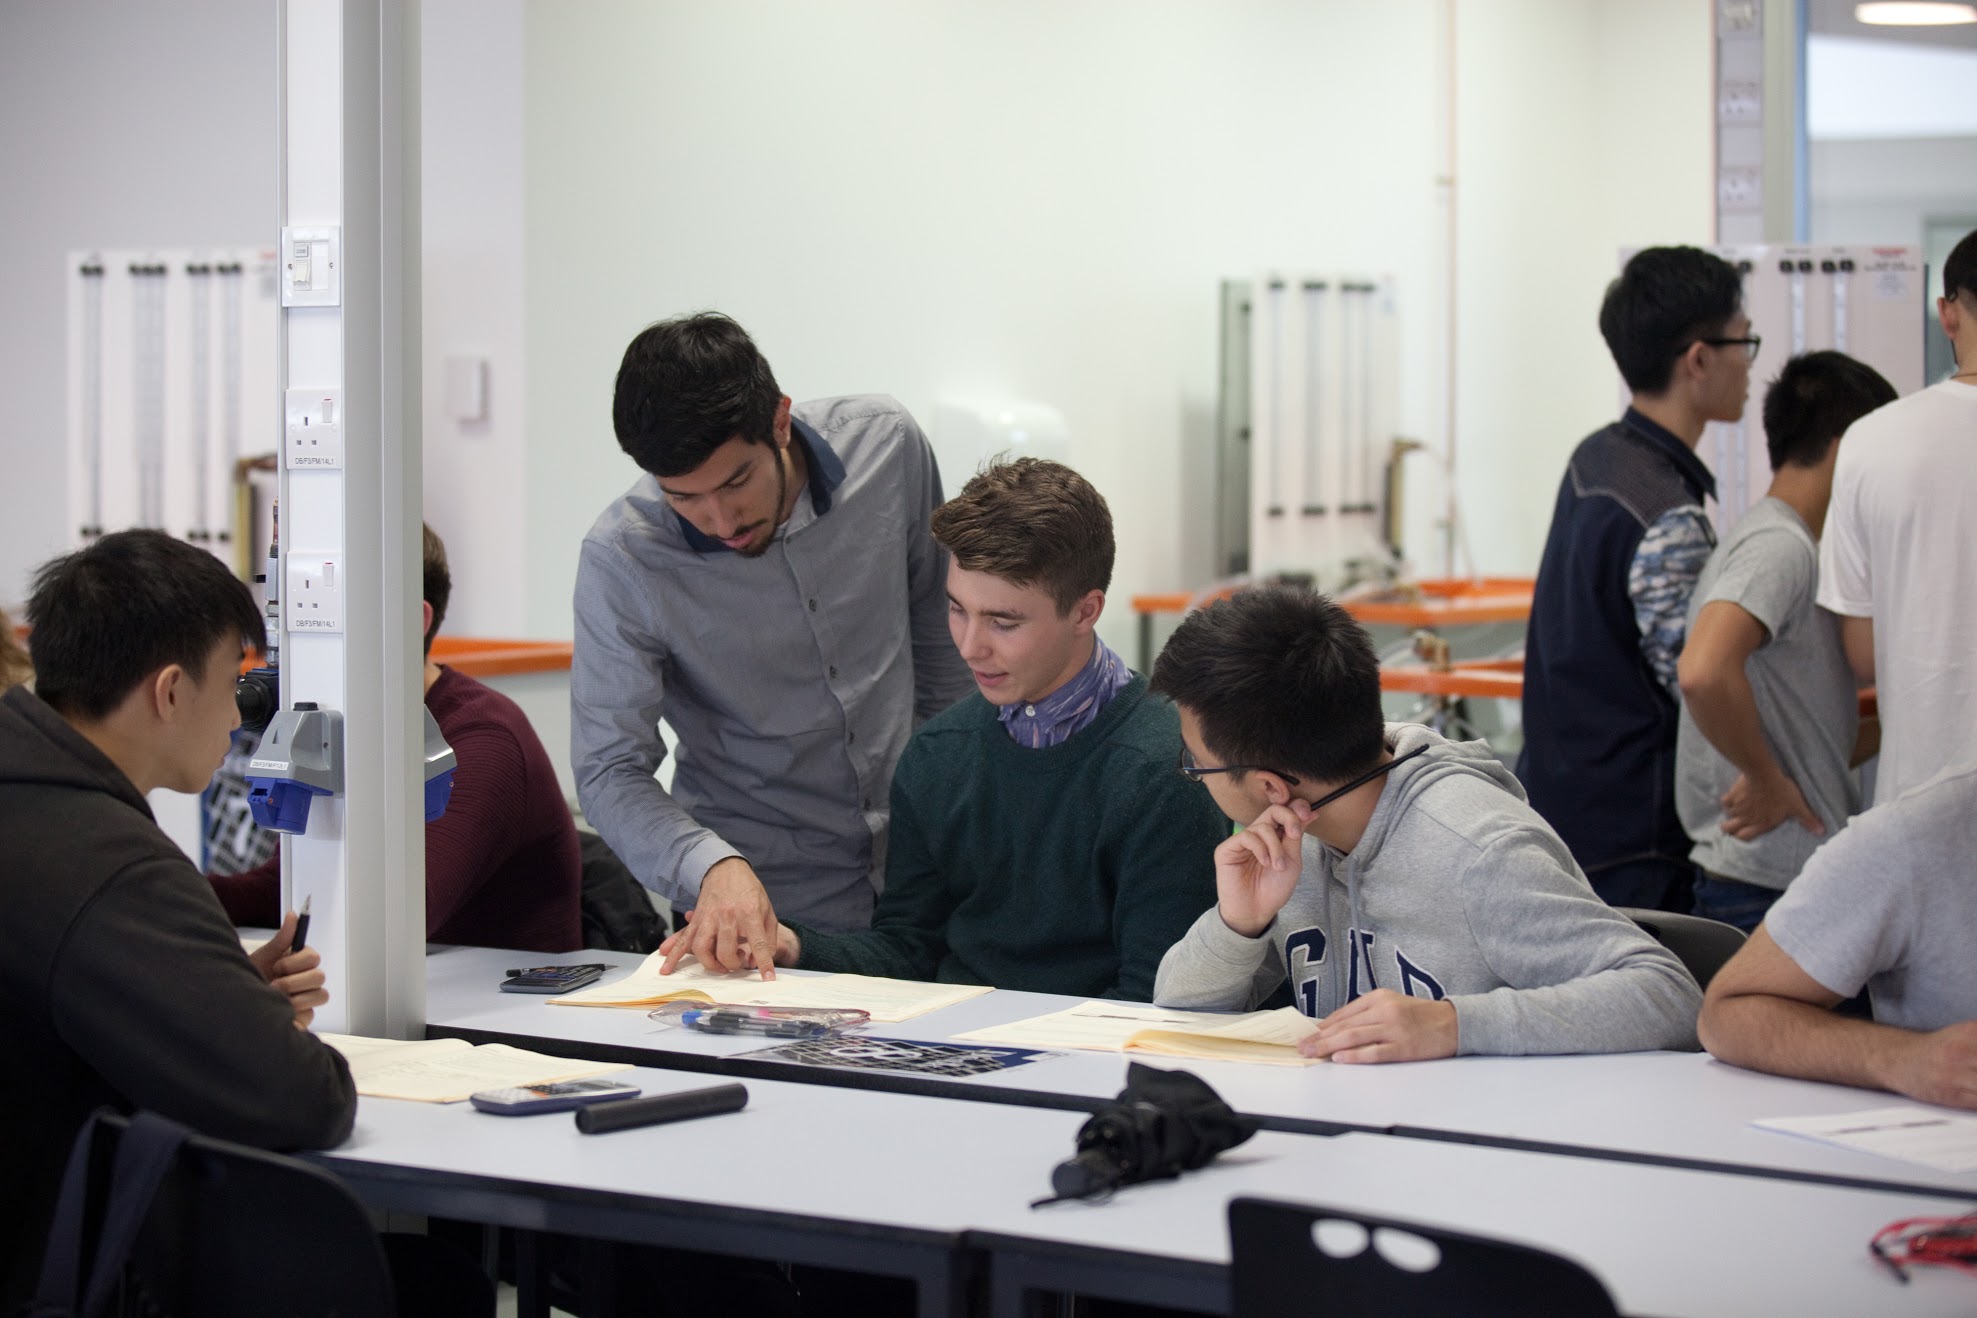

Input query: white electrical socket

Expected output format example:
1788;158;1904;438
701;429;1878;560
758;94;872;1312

1717;168;1763;210
280;226;341;307
285;388;345;469
286;555;345;633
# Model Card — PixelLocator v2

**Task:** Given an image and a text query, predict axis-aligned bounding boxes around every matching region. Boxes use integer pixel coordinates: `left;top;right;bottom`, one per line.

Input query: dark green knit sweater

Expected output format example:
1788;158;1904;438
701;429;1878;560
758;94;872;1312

791;676;1226;1000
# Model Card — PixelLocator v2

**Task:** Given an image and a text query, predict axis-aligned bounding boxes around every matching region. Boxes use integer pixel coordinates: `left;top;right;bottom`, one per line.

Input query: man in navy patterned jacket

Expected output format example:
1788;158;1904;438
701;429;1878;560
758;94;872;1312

1520;246;1754;913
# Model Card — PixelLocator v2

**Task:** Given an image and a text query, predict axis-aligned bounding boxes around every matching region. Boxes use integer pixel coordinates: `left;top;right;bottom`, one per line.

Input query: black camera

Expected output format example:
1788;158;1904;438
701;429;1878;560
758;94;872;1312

236;665;280;735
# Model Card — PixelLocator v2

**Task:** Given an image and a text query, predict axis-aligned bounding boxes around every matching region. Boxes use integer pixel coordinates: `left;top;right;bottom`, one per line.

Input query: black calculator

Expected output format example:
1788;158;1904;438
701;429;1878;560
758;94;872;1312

499;963;608;993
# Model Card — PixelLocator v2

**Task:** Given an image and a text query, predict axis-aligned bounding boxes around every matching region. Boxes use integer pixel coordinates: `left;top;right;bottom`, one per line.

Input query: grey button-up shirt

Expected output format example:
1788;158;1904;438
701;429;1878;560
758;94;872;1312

572;396;974;933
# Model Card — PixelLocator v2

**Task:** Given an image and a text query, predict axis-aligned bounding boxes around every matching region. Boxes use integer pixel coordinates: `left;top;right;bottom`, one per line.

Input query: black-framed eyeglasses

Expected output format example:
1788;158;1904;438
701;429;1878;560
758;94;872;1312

1177;744;1433;811
1179;747;1300;788
1699;334;1762;362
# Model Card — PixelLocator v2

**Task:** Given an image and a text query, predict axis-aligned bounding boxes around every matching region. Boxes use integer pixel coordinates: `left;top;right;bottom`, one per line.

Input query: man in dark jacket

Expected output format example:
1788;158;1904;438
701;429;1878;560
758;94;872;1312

0;530;356;1308
1520;246;1755;913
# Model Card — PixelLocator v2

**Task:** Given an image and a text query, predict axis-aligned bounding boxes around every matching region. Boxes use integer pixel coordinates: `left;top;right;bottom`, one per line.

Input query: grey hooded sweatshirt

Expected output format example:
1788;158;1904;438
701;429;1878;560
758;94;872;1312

1154;722;1702;1055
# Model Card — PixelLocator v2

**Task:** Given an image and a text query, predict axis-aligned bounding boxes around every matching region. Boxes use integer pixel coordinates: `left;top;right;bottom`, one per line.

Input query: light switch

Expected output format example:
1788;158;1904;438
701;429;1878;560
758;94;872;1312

444;356;488;423
280;226;341;307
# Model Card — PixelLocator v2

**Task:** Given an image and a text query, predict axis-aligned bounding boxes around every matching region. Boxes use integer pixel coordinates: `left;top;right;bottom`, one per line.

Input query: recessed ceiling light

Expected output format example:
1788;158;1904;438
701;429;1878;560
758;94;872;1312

1855;2;1977;24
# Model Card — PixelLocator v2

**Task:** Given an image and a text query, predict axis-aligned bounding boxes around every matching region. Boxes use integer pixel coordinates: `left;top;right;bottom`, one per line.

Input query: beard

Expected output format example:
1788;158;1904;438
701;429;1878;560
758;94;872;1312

733;445;790;559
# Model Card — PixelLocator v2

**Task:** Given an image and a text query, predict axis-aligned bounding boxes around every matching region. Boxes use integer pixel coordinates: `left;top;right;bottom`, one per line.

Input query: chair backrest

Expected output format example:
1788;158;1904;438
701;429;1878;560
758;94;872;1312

35;1110;394;1318
1616;907;1747;990
1228;1196;1619;1318
578;828;665;952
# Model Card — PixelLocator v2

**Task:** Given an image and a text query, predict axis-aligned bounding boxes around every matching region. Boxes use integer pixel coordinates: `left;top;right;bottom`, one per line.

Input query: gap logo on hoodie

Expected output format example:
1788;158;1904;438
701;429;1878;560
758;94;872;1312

1285;926;1448;1016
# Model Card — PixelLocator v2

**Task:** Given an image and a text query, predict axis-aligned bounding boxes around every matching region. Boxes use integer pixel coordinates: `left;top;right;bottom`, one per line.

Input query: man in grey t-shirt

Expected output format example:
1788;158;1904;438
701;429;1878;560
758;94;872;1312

1675;352;1894;930
1699;762;1977;1110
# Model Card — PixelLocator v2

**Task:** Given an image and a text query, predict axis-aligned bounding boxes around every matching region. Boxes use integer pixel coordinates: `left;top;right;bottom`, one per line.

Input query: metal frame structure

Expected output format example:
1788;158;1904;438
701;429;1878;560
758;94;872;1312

276;0;425;1036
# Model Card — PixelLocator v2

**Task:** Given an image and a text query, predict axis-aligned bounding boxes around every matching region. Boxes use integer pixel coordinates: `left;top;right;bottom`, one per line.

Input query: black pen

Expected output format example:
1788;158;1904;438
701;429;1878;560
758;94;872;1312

290;894;312;954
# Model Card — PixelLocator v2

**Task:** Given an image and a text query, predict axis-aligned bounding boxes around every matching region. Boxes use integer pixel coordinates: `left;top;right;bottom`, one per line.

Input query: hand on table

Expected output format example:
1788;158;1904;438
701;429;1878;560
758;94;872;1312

1300;989;1457;1064
248;909;329;1029
1881;1021;1977;1111
657;858;779;978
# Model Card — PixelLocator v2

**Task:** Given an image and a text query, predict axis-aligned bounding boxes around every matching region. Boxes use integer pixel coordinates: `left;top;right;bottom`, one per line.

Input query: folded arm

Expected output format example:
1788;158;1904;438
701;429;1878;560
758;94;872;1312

1699;926;1977;1109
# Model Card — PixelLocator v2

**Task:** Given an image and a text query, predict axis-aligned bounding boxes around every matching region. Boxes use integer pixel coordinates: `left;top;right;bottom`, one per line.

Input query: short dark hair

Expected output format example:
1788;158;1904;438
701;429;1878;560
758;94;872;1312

422;523;451;655
1600;246;1744;394
1150;584;1384;785
26;530;264;720
1946;227;1977;303
612;312;782;477
1762;351;1897;471
930;458;1115;614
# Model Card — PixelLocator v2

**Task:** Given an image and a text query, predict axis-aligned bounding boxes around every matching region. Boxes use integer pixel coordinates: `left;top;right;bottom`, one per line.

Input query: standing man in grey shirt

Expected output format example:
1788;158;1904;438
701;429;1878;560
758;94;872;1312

573;313;972;976
1675;352;1894;931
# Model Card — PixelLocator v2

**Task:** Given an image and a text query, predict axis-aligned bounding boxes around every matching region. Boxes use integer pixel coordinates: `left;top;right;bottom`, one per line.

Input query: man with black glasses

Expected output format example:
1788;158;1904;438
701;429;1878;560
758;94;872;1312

1152;585;1701;1063
1521;245;1755;913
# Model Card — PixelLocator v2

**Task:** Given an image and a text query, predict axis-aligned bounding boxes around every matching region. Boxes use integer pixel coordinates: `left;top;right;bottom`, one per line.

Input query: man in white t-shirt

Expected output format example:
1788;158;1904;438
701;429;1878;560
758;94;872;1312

1817;227;1977;803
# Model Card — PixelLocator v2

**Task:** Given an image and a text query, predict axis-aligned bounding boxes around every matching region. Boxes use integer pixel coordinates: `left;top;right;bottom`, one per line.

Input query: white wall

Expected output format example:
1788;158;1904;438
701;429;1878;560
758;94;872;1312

519;0;1448;654
0;0;274;613
421;0;529;637
513;0;1714;653
1809;137;1977;248
1;0;1718;653
1453;1;1715;578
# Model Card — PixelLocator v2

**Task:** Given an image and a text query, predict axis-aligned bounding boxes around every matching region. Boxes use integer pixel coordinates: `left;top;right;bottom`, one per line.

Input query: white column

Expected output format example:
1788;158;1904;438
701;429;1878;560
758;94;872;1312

278;0;425;1038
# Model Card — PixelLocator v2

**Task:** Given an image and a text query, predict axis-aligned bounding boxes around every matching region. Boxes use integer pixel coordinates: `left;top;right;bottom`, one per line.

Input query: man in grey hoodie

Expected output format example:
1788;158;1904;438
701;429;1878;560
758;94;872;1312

1150;585;1702;1062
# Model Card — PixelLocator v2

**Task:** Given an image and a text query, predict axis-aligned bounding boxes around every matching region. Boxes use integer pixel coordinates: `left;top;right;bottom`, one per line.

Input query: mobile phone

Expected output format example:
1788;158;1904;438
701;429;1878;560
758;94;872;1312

469;1079;643;1115
499;963;608;994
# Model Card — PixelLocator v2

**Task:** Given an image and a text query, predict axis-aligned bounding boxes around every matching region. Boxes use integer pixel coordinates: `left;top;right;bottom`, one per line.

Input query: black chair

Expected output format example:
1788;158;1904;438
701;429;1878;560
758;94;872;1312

1617;906;1748;990
30;1109;396;1318
578;827;666;952
1228;1197;1619;1318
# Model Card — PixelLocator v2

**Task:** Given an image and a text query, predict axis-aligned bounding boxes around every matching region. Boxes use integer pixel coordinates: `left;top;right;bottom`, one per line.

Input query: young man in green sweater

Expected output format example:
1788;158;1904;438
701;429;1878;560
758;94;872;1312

708;457;1225;999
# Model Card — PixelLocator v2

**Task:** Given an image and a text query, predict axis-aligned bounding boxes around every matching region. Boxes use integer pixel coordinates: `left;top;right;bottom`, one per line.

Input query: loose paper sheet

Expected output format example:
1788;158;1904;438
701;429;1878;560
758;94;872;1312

317;1033;630;1104
546;952;992;1023
1753;1106;1977;1173
954;1001;1321;1067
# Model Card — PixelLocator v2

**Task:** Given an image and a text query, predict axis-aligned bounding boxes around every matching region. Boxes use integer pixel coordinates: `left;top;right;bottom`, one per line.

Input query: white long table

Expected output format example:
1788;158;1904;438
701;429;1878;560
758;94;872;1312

423;944;1977;1201
312;1064;1977;1318
312;1066;1057;1318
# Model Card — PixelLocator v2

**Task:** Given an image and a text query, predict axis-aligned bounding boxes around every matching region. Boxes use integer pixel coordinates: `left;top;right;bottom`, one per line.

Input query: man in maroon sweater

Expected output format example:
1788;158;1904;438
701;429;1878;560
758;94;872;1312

214;525;582;952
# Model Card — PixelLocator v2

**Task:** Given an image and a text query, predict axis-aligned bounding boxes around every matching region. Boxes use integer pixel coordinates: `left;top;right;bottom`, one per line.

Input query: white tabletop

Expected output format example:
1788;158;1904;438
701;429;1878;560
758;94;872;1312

317;1064;1977;1318
983;1131;1977;1318
319;1065;1083;1240
424;945;1977;1200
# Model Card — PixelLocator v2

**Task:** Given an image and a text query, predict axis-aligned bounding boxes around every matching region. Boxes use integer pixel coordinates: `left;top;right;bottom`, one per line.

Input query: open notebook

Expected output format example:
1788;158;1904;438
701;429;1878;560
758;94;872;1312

545;950;993;1023
954;1001;1321;1067
317;1033;631;1103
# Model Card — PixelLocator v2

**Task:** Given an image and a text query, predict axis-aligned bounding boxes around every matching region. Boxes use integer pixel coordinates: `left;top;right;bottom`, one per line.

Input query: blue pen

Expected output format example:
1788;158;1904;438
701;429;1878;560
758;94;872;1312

679;1009;830;1039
